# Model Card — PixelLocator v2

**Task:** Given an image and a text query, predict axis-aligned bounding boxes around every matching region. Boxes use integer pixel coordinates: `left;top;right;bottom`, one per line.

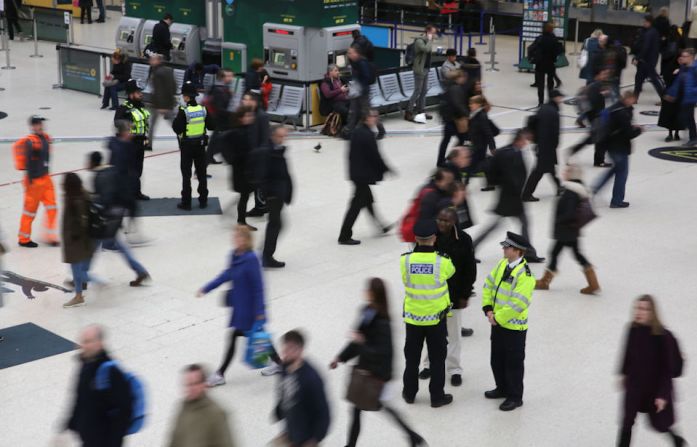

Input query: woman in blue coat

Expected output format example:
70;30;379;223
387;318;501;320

197;225;280;386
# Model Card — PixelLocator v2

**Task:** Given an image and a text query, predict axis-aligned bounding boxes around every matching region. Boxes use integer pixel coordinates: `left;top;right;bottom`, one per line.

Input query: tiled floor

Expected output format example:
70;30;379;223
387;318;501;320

1;10;696;447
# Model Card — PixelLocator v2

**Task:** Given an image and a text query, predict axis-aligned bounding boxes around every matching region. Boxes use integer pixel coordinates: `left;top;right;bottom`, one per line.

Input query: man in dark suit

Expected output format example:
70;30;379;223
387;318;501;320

522;89;563;201
151;13;174;60
338;110;392;245
633;15;664;101
532;22;563;107
472;129;545;262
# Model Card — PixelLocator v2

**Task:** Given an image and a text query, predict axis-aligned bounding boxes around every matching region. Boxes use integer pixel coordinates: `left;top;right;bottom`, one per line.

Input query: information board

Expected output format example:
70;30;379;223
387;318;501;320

519;0;570;70
125;0;206;26
521;0;548;44
60;47;102;95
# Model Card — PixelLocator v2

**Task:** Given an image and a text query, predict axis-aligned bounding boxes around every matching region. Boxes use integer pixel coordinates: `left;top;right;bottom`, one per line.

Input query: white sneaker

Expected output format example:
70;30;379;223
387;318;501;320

413;113;427;124
206;372;226;387
260;363;282;376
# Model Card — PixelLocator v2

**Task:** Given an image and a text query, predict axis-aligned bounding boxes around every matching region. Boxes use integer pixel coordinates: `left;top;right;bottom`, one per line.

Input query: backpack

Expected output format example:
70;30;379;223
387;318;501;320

95;360;146;435
88;201;124;239
399;185;435;242
405;41;417;66
320;112;342;137
574;198;597;229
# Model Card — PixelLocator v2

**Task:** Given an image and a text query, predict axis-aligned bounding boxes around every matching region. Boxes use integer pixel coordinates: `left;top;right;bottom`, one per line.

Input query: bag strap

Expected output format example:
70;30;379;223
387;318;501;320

95;360;117;390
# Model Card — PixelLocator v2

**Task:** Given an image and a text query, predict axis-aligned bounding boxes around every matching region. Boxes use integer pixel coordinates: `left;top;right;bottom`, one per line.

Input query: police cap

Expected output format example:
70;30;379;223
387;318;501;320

125;79;142;94
414;219;437;239
181;81;197;97
500;231;529;251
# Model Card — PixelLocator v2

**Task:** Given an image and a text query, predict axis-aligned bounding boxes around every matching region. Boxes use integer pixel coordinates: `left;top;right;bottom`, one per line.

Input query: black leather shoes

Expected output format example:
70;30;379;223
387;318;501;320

499;399;523;411
247;207;267;217
177;203;191;211
338;238;361;245
418;368;431;380
522;195;540;202
484;388;506;399
402;391;415;404
431;394;453;408
451;374;462;387
461;328;474;337
263;258;286;268
525;255;546;263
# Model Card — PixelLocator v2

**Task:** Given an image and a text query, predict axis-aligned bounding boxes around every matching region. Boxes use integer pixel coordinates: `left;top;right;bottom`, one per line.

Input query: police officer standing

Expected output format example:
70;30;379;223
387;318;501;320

482;232;535;412
114;80;151;201
401;220;455;408
171;82;215;210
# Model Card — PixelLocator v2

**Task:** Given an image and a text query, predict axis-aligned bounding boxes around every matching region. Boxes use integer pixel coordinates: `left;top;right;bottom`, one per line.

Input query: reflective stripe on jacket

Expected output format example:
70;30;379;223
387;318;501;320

401;250;455;326
482;258;535;330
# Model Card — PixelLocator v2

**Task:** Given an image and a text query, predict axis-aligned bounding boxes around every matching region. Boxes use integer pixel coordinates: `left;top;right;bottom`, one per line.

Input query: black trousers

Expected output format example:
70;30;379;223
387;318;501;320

633;61;665;98
535;68;555;105
6;16;22;40
438;120;467;167
180;141;208;206
403;319;447;403
490;325;527;401
473;210;540;259
80;6;92;23
206;131;222;164
347;405;421;447
568;134;607;166
132;137;147;196
522;162;560;198
338;183;381;241
262;197;284;260
237;191;251;224
332;101;350;125
547;239;590;271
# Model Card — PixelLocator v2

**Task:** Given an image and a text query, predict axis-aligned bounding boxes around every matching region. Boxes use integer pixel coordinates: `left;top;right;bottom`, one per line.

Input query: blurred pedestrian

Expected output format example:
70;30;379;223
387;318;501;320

338;110;393;246
272;330;331;447
437;69;469;167
534;165;599;294
664;48;697;146
241;92;272;218
167;364;236;447
343;44;375;137
244;59;265;93
617;295;687;447
63;325;132;446
522;89;563;201
4;0;22;40
632;15;665;102
352;29;375;62
482;232;535;412
223;106;257;229
405;24;437;123
330;278;426;447
466;95;496;190
147;54;177;147
101;51;131;110
473;129;545;263
531;22;563;107
579;29;603;85
183;62;220;92
114;80;151;200
151;13;174;60
568;68;612;166
206;68;234;165
197;226;282;386
591;91;642;208
61;173;96;309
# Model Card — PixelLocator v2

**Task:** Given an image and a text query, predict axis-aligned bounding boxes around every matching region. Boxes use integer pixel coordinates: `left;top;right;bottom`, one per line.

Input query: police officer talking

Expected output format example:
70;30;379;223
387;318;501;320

114;79;151;201
171;81;214;210
401;220;455;408
482;232;535;412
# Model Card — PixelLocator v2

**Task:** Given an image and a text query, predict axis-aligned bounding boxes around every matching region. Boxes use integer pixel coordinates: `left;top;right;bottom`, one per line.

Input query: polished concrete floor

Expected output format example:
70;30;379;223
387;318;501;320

1;10;696;447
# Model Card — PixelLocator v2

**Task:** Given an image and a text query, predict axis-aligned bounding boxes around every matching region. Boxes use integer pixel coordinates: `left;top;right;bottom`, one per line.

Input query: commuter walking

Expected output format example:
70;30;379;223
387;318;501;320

482;232;535;412
167;364;236;447
61;174;96;309
172;82;215;211
664;48;697;146
63;325;132;446
473;129;545;262
197;226;282;387
242;92;272;218
437;69;469;167
151;13;174;60
271;330;331;447
401;220;455;408
330;278;426;447
419;208;476;385
466;95;497;189
531;22;563;107
522;89;563;201
592;91;642;209
534;165;599;294
405;24;437;123
632;15;664;101
579;29;603;85
15;116;59;247
114;80;151;200
343;44;376;137
3;0;22;40
399;168;455;243
147;54;177;147
617;295;687;447
101;51;131;110
206;68;234;165
87;152;150;287
338;110;393;246
568;68;612;166
244;59;265;93
261;126;294;268
223;106;257;228
352;29;375;62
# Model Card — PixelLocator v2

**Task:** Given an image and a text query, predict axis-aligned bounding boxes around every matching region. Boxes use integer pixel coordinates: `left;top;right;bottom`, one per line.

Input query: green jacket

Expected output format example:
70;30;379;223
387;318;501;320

168;395;236;447
413;36;433;76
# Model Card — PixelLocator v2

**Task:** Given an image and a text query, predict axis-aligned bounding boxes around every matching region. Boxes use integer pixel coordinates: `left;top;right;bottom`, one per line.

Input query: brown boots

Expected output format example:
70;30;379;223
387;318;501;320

580;266;600;295
535;270;555;290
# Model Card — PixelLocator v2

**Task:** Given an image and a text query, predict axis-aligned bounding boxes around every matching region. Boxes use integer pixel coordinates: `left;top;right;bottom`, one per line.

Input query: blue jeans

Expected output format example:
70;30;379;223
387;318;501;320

594;151;629;205
92;237;147;275
70;260;92;294
102;81;126;108
96;0;105;20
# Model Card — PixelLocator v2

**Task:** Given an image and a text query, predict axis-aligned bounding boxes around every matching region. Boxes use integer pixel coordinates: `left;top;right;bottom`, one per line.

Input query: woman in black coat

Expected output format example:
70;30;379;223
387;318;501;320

617;295;686;447
658;26;684;142
224;106;257;229
535;165;598;294
466;95;496;190
330;278;425;447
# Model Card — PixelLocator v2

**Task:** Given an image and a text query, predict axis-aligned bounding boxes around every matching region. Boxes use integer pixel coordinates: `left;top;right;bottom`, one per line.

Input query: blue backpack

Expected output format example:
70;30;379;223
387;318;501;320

95;360;146;435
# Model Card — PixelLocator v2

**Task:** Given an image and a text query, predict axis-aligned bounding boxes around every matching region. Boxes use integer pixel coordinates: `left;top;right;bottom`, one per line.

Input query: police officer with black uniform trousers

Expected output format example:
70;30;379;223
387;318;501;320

171;82;215;210
114;80;151;201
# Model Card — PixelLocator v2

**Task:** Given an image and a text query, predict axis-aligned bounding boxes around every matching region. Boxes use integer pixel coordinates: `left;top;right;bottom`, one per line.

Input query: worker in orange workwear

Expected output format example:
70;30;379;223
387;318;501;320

14;116;59;248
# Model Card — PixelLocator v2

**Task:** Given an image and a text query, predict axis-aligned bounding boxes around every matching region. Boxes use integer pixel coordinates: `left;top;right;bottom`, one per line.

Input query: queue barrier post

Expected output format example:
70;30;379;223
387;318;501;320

30;9;44;58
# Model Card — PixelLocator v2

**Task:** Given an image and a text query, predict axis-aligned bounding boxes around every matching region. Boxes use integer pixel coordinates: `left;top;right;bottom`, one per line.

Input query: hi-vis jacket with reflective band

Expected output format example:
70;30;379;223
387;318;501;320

125;101;151;136
179;104;207;138
482;259;535;331
401;249;455;326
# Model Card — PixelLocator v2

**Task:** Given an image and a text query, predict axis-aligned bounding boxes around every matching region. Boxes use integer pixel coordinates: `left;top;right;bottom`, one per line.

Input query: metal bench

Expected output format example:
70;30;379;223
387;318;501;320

229;78;245;111
173;69;185;95
269;85;305;129
378;73;408;105
267;83;282;112
202;73;215;92
398;71;415;99
426;67;444;97
369;83;401;110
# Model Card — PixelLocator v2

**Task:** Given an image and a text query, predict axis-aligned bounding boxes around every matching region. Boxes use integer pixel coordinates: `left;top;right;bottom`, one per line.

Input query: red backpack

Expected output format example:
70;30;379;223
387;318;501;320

400;185;435;242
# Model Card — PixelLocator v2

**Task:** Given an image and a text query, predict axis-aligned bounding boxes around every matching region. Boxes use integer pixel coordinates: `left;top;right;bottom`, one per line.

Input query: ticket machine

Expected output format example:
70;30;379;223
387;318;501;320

115;17;145;58
322;24;360;74
169;23;202;65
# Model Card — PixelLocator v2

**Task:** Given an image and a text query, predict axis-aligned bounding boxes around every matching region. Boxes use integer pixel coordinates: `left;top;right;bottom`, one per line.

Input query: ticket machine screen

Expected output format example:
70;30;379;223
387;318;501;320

273;51;287;66
144;35;152;45
120;30;131;41
335;53;347;68
171;37;182;50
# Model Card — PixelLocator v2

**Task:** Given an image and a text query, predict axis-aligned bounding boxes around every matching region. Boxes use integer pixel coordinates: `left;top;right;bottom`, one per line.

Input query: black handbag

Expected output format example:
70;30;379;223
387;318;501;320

346;367;384;411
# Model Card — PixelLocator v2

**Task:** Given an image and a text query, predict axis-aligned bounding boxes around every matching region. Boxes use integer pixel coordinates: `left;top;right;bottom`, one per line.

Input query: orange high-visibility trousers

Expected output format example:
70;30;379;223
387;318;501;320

18;175;57;243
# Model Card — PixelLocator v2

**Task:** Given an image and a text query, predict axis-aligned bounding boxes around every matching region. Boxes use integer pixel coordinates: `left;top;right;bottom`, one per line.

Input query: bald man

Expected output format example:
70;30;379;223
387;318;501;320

64;325;133;447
